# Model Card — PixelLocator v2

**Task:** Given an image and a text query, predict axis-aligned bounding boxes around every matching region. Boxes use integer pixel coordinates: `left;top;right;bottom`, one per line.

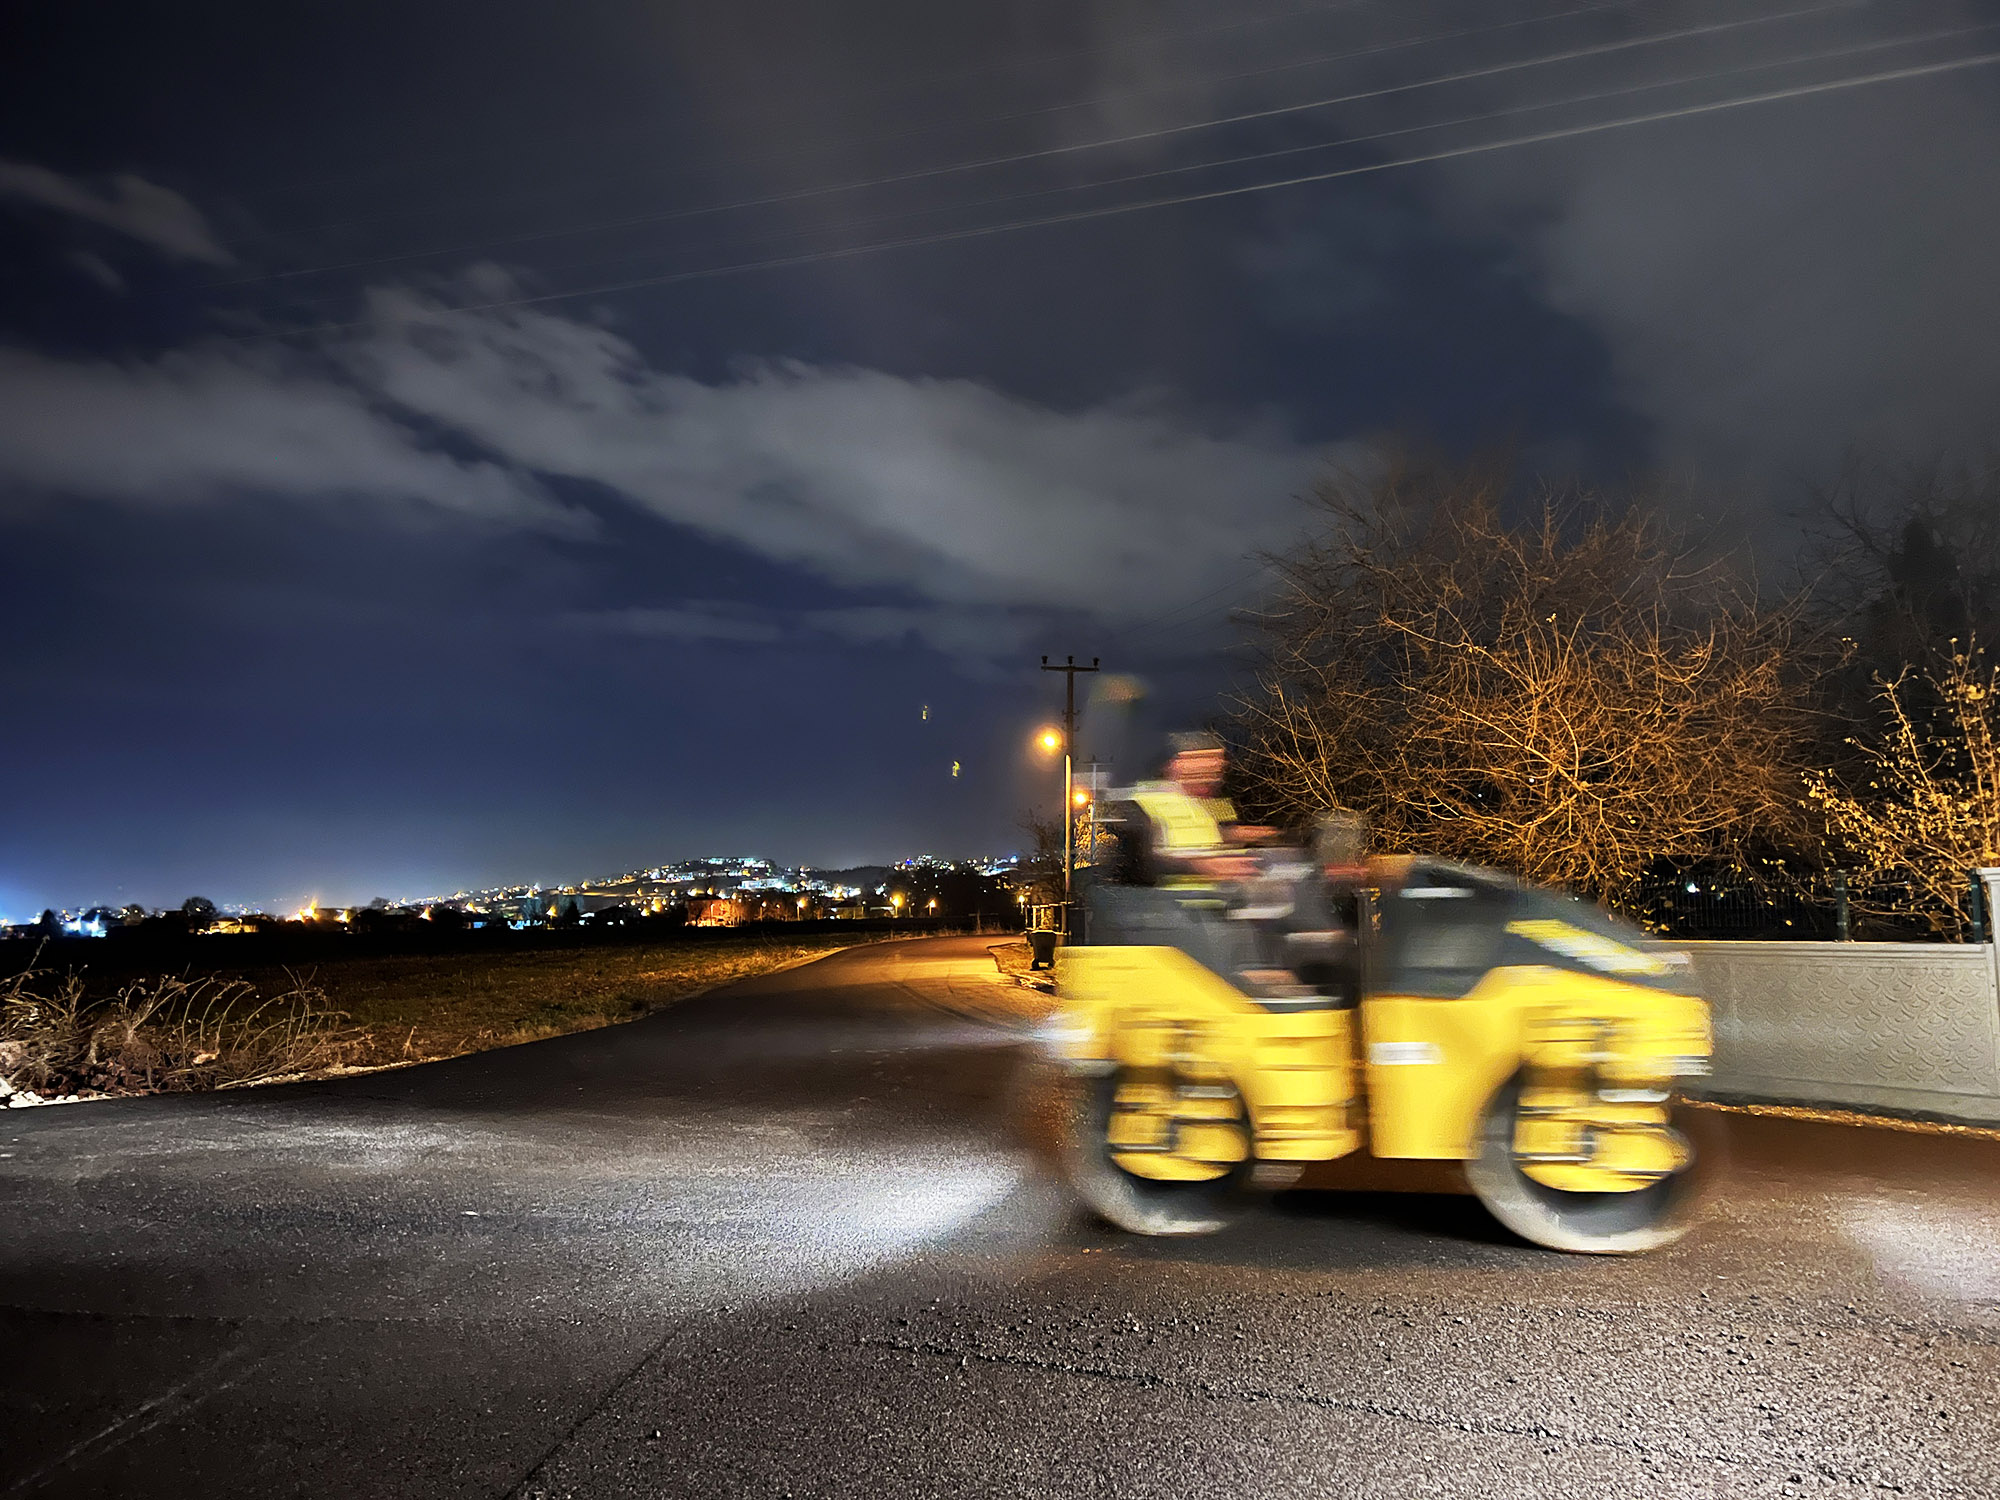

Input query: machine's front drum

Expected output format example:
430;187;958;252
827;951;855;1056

1465;1073;1711;1254
1063;1071;1250;1237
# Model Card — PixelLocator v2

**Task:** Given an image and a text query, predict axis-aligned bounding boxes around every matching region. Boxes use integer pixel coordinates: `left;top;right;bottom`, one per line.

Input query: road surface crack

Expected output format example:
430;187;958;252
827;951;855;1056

3;1327;328;1497
855;1334;1885;1491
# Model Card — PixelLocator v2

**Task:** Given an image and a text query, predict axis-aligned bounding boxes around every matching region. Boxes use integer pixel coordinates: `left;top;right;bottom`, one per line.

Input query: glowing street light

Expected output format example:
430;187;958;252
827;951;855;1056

1036;727;1062;754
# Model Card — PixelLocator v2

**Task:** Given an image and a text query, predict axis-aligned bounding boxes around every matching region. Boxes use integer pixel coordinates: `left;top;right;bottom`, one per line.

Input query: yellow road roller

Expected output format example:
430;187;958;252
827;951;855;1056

1046;856;1713;1253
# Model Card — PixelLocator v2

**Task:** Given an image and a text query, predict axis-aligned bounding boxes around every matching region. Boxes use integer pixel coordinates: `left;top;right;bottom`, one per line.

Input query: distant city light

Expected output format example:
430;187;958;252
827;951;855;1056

5;847;1039;941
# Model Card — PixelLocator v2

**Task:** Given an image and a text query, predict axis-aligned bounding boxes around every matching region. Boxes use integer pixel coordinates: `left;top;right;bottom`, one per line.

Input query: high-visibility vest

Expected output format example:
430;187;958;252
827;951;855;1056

1127;782;1232;856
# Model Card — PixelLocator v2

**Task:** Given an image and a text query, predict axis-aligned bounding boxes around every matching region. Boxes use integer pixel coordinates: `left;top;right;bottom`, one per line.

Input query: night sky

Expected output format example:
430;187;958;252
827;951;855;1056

4;0;1998;915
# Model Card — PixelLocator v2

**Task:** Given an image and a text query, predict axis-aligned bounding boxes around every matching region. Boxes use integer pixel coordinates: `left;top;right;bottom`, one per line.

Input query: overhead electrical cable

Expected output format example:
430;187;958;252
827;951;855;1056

240;0;1658;263
237;0;1402;209
243;47;2000;340
859;0;1664;136
461;21;1995;295
220;0;1844;288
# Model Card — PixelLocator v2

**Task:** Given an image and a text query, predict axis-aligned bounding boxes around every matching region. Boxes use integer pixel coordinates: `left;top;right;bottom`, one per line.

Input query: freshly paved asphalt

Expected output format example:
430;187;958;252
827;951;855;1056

4;935;1999;1498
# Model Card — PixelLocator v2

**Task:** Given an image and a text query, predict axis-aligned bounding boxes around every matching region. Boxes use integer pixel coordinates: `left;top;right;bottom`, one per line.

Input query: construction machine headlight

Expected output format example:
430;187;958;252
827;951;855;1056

1033;1017;1113;1074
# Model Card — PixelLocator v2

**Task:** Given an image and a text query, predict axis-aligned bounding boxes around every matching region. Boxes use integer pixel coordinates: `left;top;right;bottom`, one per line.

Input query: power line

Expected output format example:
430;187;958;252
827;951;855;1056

241;44;2000;340
222;0;1652;279
237;0;1403;209
219;0;1838;289
430;20;1995;304
245;0;1645;258
776;0;1658;166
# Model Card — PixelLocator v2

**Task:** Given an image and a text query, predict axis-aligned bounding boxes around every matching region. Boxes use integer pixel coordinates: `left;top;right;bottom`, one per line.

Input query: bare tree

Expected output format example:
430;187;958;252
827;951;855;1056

1805;647;2000;938
1806;451;2000;677
1235;454;1818;910
1015;807;1100;904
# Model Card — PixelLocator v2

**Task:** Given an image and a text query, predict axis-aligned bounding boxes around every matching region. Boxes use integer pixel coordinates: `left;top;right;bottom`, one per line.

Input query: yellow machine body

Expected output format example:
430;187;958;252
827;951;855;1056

1056;944;1360;1179
1053;922;1711;1196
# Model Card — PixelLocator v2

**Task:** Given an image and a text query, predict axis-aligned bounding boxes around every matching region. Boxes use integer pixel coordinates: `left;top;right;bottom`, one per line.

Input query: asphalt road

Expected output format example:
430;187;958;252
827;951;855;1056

5;935;1999;1499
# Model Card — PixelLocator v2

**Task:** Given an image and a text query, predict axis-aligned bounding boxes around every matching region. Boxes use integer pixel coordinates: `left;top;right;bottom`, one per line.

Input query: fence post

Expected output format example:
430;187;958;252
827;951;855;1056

1974;869;1993;946
1834;871;1851;941
1982;870;2000;1093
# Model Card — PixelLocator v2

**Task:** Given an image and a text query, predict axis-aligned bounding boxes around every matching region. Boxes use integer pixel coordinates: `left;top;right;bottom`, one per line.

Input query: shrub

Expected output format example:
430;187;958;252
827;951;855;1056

1806;647;2000;937
0;958;348;1097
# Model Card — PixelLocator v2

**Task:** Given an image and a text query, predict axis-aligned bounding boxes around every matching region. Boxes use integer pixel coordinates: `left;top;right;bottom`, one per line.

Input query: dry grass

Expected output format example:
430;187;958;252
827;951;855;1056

1;934;877;1097
985;939;1039;984
0;962;345;1096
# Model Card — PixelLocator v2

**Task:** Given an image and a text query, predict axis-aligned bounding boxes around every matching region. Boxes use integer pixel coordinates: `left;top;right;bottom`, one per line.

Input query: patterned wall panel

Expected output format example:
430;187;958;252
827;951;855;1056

1689;942;2000;1099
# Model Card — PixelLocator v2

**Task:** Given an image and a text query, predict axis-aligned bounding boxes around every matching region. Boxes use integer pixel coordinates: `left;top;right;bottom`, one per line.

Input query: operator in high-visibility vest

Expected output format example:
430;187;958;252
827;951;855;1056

1109;732;1274;889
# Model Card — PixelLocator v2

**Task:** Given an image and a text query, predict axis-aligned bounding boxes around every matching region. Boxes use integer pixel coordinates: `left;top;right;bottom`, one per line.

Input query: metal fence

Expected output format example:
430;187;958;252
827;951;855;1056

1634;866;1996;942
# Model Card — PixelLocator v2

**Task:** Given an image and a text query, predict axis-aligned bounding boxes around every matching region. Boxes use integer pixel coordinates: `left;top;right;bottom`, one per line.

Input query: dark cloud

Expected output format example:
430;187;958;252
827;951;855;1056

1218;0;2000;489
346;278;1331;618
2;269;1329;631
0;342;576;531
65;249;125;292
561;602;785;644
1437;48;2000;483
0;159;230;264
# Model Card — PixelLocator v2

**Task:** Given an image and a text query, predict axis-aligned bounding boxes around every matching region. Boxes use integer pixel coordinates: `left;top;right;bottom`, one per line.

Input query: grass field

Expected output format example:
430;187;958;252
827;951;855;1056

1;933;891;1098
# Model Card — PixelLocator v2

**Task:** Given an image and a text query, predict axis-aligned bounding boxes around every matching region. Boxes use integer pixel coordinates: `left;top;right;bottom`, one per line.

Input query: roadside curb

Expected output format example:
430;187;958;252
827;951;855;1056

1685;1095;2000;1140
985;938;1055;994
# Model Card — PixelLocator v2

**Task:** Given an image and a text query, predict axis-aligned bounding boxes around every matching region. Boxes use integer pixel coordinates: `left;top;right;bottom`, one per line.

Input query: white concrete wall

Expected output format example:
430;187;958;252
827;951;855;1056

1689;939;2000;1124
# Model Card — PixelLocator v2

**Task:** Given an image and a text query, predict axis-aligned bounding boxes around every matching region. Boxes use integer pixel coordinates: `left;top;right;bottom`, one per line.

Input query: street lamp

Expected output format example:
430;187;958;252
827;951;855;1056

1034;722;1074;916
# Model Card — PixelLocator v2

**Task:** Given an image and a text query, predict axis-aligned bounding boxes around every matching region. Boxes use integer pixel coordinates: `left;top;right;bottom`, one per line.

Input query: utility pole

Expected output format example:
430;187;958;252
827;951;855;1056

1040;654;1100;928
